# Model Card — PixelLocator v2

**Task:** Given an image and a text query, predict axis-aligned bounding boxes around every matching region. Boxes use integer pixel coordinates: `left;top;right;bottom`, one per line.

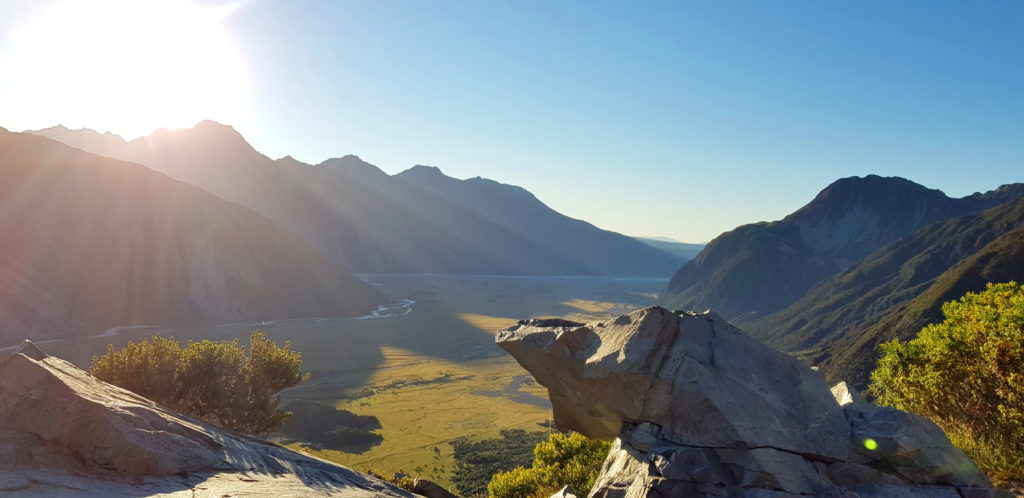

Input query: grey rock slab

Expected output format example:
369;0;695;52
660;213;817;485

0;348;413;497
497;307;1001;498
412;477;459;498
848;405;990;487
497;307;851;461
549;485;579;498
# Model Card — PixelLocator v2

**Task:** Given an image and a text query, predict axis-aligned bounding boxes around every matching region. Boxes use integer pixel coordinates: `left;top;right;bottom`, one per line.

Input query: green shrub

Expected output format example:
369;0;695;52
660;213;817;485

90;331;308;435
870;281;1024;484
365;469;417;493
450;429;549;496
487;432;611;498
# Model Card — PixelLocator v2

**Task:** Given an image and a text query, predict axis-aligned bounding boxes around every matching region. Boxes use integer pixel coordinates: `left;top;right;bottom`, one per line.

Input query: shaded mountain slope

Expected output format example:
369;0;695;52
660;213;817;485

748;198;1024;389
301;157;597;274
33;123;682;276
35;123;369;270
0;130;382;342
824;223;1024;389
35;125;525;274
391;164;684;276
659;175;1024;322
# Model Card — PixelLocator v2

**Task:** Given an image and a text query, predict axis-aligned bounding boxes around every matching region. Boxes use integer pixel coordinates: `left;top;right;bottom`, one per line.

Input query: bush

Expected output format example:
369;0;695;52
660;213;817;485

450;429;549;496
870;281;1024;483
90;331;308;435
487;432;611;498
365;469;417;493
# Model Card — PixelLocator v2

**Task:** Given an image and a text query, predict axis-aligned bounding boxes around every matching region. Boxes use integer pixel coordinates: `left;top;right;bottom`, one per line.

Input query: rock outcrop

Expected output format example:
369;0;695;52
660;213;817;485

0;341;413;497
412;477;460;498
497;307;1008;498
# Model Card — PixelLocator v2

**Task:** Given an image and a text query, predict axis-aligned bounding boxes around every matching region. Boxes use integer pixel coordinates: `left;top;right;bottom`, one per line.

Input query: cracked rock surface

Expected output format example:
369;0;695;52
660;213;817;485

497;307;1009;498
0;340;412;497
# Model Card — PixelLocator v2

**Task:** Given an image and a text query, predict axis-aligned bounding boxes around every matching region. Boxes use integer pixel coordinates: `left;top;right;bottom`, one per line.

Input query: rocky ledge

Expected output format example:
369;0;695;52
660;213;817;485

497;307;1011;498
0;340;413;497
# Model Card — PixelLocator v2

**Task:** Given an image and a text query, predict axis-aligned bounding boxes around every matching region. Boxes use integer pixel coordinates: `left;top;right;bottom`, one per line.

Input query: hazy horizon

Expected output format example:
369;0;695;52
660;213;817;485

2;0;1021;242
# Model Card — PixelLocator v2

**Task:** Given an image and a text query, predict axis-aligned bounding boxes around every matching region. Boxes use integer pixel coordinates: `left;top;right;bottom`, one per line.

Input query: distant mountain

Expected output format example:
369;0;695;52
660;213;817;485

0;130;383;342
747;198;1024;389
33;122;682;276
634;237;705;262
391;165;685;275
658;175;1024;322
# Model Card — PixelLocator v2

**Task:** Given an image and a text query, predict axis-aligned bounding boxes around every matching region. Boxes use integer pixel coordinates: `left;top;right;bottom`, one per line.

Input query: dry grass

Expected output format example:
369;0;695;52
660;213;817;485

46;275;666;492
290;347;552;490
561;299;619;313
457;313;522;334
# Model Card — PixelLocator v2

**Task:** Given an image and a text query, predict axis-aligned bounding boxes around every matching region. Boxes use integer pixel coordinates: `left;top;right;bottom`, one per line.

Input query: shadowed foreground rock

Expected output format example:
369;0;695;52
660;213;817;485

497;307;1009;498
0;340;413;497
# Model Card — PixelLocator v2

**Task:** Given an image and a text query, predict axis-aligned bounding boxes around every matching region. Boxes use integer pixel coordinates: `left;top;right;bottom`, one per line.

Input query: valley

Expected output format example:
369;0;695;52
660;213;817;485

34;273;667;490
1;3;1021;495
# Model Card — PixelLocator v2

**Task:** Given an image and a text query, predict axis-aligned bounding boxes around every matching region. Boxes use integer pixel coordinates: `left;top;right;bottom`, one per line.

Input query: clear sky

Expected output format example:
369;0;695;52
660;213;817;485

1;1;1021;242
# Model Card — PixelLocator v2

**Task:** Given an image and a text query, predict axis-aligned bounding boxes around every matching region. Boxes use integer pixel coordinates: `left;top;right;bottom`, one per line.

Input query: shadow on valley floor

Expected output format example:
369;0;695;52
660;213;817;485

276;400;384;454
41;274;666;393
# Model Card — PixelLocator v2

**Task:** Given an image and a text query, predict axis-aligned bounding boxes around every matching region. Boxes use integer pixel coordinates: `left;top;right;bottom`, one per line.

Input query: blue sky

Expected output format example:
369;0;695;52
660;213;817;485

2;1;1021;242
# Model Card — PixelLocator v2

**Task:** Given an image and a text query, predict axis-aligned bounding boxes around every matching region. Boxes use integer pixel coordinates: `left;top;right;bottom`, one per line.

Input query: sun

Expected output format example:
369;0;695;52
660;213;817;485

0;0;249;139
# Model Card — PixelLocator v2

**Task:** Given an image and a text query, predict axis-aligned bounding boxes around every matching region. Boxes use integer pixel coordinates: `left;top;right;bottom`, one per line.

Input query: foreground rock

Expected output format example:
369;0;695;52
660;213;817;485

497;307;1008;498
412;477;460;498
0;341;413;497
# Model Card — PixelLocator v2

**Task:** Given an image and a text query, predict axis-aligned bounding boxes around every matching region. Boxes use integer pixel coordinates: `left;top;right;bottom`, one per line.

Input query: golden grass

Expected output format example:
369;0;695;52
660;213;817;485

291;347;552;490
50;275;667;495
457;313;522;334
561;299;619;313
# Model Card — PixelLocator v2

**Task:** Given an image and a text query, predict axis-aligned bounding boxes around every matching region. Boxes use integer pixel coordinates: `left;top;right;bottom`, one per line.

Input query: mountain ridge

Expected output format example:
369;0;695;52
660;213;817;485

659;175;1024;322
32;121;683;276
0;129;383;343
745;198;1024;388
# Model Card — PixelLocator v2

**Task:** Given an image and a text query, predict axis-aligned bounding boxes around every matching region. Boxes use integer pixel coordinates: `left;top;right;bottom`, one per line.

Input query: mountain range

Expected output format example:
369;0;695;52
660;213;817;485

748;197;1024;388
659;175;1024;389
21;121;1024;390
32;123;684;276
659;175;1024;322
0;129;383;342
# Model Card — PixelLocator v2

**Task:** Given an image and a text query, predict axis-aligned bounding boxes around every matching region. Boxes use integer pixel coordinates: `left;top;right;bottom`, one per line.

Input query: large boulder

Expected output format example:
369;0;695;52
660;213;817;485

0;341;413;497
497;307;1005;498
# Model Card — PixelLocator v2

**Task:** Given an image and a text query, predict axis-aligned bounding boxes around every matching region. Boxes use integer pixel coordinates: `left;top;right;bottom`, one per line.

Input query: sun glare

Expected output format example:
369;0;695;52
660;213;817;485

1;0;249;139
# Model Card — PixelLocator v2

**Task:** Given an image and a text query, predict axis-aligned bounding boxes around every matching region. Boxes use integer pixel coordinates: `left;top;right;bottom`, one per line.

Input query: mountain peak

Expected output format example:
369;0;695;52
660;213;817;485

194;119;236;131
274;155;310;169
318;155;386;178
820;174;935;195
151;120;240;138
790;175;948;222
34;124;127;140
145;120;256;155
398;164;449;181
963;182;1024;206
28;125;128;152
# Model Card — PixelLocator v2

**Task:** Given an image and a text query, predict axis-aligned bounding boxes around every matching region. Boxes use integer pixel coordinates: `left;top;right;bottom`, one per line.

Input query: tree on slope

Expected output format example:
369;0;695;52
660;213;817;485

90;331;308;435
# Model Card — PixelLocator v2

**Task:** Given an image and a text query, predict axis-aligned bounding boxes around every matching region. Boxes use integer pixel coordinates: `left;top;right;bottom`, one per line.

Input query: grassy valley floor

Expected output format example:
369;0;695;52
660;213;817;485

39;274;666;491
